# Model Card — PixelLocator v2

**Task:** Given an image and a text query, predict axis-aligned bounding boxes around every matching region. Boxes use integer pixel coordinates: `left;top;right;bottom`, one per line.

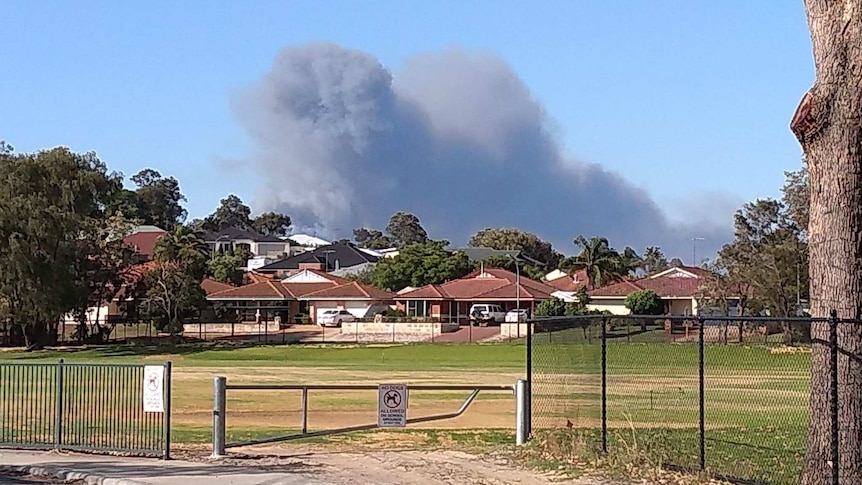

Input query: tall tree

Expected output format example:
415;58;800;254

468;228;563;268
792;1;862;482
370;240;472;291
0;147;122;348
252;211;291;237
206;252;245;286
353;227;394;249
565;236;626;289
385;212;428;247
203;194;253;232
130;169;187;231
479;255;547;281
643;246;670;275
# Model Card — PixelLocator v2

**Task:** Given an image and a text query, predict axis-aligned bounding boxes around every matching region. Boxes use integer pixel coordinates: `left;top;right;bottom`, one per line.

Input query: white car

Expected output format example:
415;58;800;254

318;310;356;327
505;309;530;323
469;304;506;326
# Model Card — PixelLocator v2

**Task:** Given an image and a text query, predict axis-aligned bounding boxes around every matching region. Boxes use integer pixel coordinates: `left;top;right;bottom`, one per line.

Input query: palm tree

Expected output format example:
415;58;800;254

569;236;626;289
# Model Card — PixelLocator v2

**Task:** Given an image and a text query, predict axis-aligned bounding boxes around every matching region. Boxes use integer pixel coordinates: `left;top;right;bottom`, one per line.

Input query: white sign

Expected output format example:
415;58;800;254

142;365;165;413
378;383;408;427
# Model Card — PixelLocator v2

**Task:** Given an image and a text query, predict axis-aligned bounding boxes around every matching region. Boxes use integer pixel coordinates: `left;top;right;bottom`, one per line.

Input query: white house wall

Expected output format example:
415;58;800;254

587;299;630;315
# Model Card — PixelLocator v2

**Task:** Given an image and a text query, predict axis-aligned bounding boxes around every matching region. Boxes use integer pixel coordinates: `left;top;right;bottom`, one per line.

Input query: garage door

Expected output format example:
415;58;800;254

345;302;370;319
315;303;337;324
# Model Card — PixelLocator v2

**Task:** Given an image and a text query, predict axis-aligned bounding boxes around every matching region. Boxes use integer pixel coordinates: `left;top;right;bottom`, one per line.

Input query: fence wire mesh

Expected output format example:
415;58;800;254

529;315;828;485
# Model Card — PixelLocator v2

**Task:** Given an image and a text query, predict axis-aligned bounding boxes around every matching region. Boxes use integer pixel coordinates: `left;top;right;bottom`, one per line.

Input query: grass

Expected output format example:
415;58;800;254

1;338;814;484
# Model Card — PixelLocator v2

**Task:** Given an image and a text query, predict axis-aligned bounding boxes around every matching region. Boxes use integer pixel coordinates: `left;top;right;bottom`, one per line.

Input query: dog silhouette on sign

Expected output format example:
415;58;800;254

384;391;400;407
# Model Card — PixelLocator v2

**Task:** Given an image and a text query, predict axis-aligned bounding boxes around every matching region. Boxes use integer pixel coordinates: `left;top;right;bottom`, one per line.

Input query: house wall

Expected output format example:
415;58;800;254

587;298;629;315
257;242;289;257
668;299;696;316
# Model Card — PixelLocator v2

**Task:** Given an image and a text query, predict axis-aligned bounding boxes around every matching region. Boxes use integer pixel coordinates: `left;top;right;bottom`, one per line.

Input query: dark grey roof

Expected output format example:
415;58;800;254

257;242;379;272
453;247;546;267
203;227;285;243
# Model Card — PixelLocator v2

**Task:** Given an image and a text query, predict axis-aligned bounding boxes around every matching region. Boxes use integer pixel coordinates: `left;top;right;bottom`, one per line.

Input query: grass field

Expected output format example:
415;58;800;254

1;337;812;484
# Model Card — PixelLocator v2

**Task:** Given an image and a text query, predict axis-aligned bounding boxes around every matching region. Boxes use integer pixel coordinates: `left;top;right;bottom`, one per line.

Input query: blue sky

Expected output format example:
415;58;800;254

1;1;812;251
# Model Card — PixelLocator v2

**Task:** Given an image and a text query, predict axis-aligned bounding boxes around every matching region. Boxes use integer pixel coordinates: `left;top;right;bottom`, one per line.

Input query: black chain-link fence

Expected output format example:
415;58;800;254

529;314;844;485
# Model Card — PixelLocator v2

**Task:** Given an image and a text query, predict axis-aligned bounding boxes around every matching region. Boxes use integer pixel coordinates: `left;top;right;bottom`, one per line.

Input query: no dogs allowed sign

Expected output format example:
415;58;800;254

378;383;408;427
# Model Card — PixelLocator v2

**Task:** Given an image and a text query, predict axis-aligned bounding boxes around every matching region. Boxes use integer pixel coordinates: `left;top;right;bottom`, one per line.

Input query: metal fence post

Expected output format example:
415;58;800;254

212;376;227;458
601;317;608;454
54;359;64;449
516;379;528;446
163;362;172;460
830;310;839;485
301;387;309;434
526;318;532;437
698;316;706;472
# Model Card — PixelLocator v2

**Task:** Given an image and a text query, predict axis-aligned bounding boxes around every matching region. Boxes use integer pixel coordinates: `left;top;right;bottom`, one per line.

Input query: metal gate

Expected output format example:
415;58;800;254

0;360;172;458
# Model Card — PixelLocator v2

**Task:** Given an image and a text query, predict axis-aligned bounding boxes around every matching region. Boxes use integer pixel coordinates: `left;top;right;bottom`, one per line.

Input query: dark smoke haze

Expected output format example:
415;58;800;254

234;43;733;260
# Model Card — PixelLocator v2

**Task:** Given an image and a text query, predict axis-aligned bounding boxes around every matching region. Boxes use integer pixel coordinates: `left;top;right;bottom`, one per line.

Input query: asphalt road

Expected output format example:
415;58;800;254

0;473;75;484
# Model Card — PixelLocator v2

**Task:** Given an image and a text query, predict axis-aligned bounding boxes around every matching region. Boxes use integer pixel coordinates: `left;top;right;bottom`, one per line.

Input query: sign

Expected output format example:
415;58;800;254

378;383;407;427
143;365;165;413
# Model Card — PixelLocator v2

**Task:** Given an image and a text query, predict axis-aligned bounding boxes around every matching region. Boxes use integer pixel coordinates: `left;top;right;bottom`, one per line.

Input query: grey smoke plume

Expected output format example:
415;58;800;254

234;43;732;259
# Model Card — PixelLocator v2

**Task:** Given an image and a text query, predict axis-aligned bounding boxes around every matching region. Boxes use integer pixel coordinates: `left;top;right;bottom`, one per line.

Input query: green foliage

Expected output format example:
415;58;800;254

565;236;639;289
624;290;665;315
130;169;187;231
207;252;245;285
643;246;669;275
252;211;291;237
370;240;473;291
353;228;394;249
385;212;428;247
534;297;569;317
0;147;126;348
201;194;253;232
468;227;562;268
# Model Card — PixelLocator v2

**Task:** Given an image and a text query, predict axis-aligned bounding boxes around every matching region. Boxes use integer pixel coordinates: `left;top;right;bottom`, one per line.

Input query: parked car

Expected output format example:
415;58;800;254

318;309;355;327
469;304;506;326
505;308;530;323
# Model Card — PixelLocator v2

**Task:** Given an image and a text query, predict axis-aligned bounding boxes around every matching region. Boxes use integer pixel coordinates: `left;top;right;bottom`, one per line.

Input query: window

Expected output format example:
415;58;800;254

407;300;429;317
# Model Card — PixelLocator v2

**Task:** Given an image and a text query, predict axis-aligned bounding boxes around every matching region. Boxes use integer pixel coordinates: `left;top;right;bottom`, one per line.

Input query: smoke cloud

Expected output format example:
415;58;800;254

234;43;732;259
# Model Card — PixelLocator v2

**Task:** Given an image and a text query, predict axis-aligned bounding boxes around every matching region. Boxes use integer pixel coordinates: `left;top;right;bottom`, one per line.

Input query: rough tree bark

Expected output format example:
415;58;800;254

792;1;862;483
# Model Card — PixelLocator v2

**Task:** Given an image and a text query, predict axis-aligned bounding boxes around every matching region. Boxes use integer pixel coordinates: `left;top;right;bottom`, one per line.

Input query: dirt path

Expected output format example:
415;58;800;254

201;447;603;485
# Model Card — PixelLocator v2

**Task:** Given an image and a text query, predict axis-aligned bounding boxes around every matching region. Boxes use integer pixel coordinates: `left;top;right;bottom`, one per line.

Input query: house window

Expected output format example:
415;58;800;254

407;300;429;317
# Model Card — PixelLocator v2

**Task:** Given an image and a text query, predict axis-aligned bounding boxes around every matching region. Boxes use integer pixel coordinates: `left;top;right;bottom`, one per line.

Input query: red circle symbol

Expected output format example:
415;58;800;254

383;390;402;408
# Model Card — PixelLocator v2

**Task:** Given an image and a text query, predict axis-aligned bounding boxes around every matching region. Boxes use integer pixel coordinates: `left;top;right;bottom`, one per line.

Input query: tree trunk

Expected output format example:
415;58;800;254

794;1;862;483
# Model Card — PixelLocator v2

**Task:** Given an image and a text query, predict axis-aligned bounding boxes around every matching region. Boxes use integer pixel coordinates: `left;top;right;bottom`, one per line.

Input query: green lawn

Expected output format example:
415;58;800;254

1;339;813;484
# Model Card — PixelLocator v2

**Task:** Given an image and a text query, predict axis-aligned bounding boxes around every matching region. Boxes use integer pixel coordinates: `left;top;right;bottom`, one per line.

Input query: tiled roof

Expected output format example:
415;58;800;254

397;267;557;301
123;231;166;260
589;267;709;298
302;282;395;300
545;270;589;292
258;242;378;271
201;278;234;295
203;227;284;243
206;280;294;300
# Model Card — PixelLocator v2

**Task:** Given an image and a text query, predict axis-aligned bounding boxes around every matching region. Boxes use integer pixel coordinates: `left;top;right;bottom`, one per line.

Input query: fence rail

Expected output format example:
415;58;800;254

527;313;843;485
0;360;172;458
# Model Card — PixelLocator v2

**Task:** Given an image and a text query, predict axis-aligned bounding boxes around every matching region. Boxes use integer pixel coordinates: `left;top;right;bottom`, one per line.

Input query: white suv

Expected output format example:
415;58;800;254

469;304;506;326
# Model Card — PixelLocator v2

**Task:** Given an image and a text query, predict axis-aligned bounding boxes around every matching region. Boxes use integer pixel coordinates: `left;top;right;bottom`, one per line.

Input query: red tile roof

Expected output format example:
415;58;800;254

207;275;392;302
201;278;234;296
123;231;167;260
545;270;588;292
588;267;708;298
302;282;394;300
398;268;557;301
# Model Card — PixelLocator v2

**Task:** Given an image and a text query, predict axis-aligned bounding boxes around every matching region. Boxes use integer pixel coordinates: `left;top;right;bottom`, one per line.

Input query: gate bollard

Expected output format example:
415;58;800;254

212;376;227;458
516;379;528;446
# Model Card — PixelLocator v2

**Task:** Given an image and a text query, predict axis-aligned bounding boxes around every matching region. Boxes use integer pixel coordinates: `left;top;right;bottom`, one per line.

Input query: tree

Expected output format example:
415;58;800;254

534;297;568;317
353;228;394;249
130;169;187;231
0;141;13;154
643;246;669;275
142;226;208;334
202;194;254;232
669;258;684;268
792;2;862;481
253;211;291;237
207;252;245;286
0;147;122;348
479;255;546;281
468;228;563;268
385;212;428;247
566;236;627;289
625;290;664;315
370;240;472;291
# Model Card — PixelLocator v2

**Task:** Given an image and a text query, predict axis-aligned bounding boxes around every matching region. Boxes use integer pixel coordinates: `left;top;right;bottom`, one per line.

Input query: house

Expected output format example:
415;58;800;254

395;268;557;324
453;247;546;267
586;266;714;316
544;269;589;301
205;268;394;324
204;227;290;258
122;225;167;261
283;234;332;254
255;242;379;277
